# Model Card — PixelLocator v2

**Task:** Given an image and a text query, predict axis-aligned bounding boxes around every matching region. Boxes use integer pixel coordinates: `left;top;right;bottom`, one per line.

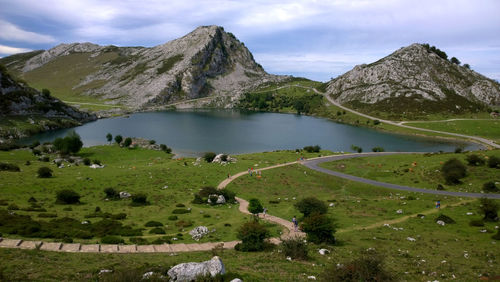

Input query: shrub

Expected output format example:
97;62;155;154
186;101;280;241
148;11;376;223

149;140;156;145
294;197;328;217
168;215;178;221
92;159;101;165
235;220;270;252
198;186;218;198
38;213;57;218
145;221;163;227
130;193;148;206
269;200;280;204
220;189;236;202
149;227;166;234
351;145;363;153
32;149;41;156
175;203;186;207
488;156;500;168
441;158;467;184
111;213;127;220
280;236;309;260
175;220;193;228
25;160;30;166
208;195;219;205
123;137;132;147
435;214;456;224
101;235;124;244
0;162;20;172
221;154;228;162
129;237;149;245
104;187;119;199
479;198;499;221
160;144;172;154
39;156;49;162
301;213;336;244
493;229;500;240
483;181;499;193
37;167;53;178
372;147;385;152
454;147;463;153
53;131;83;154
106;133;113;143
203;152;216;162
203;214;211;218
7;203;19;210
83;158;91;166
469;219;484;227
437;184;446;190
56;189;81;204
303;145;321;153
172;208;191;214
192;194;204;204
151;236;172;244
373;120;380;125
321;250;394;282
248;198;263;215
114;135;123;144
466;154;485;166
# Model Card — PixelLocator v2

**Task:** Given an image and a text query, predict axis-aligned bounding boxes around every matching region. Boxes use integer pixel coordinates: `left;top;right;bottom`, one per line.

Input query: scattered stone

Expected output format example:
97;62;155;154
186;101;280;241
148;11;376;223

89;164;105;169
189;226;209;241
466;212;473;215
329;203;334;207
407;237;416;242
436;220;445;226
142;272;154;279
99;269;112;275
318;249;330;255
396;209;403;214
208;194;225;204
286;256;292;261
230;279;243;282
81;220;89;224
307;276;316;280
119;191;131;199
167;256;225;281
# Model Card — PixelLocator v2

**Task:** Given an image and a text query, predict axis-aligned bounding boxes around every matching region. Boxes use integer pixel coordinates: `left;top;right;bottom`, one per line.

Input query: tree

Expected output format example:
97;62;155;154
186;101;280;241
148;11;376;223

203;152;216;162
463;63;471;69
53;130;83;155
441;158;467;184
301;213;336;244
351;145;363;153
479;198;499;221
483;181;499;193
450;57;461;65
106;133;112;143
123;137;132;147
487;156;500;168
372;147;385;152
294;197;328;218
114;135;123;144
236;220;270;251
248;198;264;215
56;189;81;204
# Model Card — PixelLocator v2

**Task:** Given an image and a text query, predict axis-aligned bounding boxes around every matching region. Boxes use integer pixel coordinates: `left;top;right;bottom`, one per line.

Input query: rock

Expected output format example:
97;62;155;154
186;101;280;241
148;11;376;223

407;237;416;242
286;256;292;261
230;279;243;282
208;194;225;204
436;220;445;226
319;249;330;255
189;226;209;241
119;191;131;199
142;271;154;279
466;212;473;215
329;203;335;207
307;276;316;280
99;269;112;274
167;256;225;281
89;164;104;169
396;209;403;214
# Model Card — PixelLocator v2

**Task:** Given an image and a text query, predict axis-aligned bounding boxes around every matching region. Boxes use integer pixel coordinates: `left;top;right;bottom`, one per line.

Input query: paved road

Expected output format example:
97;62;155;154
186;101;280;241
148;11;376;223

302;152;500;199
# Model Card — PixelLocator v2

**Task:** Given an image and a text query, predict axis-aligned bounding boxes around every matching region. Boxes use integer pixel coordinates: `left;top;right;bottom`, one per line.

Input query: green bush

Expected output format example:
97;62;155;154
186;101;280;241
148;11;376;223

351;145;363;153
172;209;191;214
466;154;485;166
106;133;112;143
488;156;500;168
7;203;19;210
38;213;57;218
145;221;163;227
62;236;73;243
175;203;186;207
203;152;216;162
435;214;456;224
469;219;484;227
123;137;132;147
111;213;127;220
175;220;192;228
280;236;309;260
437;184;446;190
168;215;178;221
294;197;328;217
192;194;204;204
248;198;263;215
235;220;270;252
321;250;394;282
151;236;172;244
53;131;83;155
0;162;20;172
83;158;91;166
301;213;336;244
56;189;81;204
441;158;467;184
372;147;385;152
130;193;148;206
303;145;320;153
129;237;149;245
483;181;499;193
160;144;172;153
479;198;499;221
101;235;124;244
37;167;52;178
104;187;120;200
114;135;123;144
149;227;166;234
492;229;500;240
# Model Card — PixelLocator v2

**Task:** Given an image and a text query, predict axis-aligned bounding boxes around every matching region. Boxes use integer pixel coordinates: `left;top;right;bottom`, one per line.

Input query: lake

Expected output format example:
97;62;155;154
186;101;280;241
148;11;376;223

21;110;481;156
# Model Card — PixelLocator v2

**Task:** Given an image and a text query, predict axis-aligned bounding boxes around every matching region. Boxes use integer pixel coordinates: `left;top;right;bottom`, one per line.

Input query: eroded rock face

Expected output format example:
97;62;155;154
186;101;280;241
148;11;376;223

189;226;209;241
167;256;225;281
325;43;500;116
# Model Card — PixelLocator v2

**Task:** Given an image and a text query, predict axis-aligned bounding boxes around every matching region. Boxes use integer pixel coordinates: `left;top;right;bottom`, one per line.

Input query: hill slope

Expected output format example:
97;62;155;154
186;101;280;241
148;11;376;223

1;26;283;110
325;43;500;119
0;65;96;141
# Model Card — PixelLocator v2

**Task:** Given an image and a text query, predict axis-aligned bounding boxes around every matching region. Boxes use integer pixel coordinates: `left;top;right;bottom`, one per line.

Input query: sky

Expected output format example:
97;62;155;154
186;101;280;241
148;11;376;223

0;0;499;82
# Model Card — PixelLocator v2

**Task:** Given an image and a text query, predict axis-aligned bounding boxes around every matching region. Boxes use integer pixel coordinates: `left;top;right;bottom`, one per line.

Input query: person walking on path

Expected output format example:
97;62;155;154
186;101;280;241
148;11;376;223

263;207;267;217
436;200;441;209
292;216;298;231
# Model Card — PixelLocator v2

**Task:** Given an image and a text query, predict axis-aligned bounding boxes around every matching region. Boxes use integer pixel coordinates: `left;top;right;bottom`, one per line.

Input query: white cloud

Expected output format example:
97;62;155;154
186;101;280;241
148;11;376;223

0;20;55;43
0;44;32;55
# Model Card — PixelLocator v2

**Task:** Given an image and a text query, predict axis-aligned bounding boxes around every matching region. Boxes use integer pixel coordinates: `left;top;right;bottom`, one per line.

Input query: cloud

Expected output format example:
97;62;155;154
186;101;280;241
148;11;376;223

0;44;32;55
0;20;56;43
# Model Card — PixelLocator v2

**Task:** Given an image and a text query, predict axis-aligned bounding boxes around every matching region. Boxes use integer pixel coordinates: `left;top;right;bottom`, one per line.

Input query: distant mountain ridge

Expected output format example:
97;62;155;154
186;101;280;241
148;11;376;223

325;43;500;118
1;25;284;110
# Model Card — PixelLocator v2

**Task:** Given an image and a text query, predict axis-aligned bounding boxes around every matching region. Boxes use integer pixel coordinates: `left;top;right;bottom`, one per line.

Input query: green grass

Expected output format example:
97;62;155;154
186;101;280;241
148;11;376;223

319;151;500;193
407;120;500;143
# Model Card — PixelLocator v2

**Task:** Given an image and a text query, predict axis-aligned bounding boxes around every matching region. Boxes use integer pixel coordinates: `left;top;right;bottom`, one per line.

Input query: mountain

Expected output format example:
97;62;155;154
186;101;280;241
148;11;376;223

1;26;284;110
0;65;96;140
325;43;500;119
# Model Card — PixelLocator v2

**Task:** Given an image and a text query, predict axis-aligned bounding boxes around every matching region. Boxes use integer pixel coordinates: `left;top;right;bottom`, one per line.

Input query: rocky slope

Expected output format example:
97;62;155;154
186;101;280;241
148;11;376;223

0;65;96;140
1;25;283;110
325;43;500;118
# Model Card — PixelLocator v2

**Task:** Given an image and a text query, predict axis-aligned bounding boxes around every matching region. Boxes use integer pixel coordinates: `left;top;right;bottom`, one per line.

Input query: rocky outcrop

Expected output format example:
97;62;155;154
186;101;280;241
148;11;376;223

2;26;284;110
167;256;225;281
325;43;500;117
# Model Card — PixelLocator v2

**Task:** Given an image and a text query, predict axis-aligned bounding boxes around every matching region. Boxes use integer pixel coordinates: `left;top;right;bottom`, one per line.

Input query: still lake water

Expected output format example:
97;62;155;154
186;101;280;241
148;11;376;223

22;110;480;156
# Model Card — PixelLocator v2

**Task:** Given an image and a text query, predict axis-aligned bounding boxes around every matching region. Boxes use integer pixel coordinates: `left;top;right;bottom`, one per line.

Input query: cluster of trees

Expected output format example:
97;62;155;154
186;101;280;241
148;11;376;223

422;43;470;68
53;131;83;155
238;92;324;114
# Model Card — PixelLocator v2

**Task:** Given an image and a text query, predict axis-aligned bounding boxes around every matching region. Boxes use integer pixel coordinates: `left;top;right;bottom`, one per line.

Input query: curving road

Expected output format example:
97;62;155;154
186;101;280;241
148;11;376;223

302;152;500;199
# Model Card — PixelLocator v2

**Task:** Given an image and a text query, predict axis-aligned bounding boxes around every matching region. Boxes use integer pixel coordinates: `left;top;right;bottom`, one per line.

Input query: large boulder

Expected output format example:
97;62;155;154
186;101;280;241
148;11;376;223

189;226;209;241
167;256;225;281
208;194;225;205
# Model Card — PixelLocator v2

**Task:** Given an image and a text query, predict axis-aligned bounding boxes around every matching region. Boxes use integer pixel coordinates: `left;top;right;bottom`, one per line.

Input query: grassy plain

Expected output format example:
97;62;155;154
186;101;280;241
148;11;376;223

406;120;500;144
319;151;500;194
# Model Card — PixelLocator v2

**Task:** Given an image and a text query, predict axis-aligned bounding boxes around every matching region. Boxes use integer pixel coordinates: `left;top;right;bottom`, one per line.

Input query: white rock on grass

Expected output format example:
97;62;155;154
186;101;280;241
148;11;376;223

436;220;446;226
407;237;416;242
307;276;316;280
319;249;330;255
167;256;225;281
119;191;131;199
142;272;154;279
230;279;243;282
396;209;403;214
207;194;225;204
466;212;473;215
329;203;335;207
189;226;209;241
98;269;112;274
